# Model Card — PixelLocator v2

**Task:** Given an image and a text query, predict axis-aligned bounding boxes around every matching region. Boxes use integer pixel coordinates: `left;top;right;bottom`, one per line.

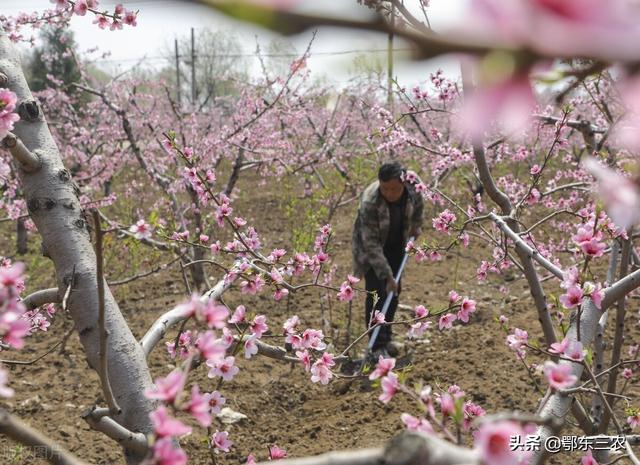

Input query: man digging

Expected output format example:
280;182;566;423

351;161;424;359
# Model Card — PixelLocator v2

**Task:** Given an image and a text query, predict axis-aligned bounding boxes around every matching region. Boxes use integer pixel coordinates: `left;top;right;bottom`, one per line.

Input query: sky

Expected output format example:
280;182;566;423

3;0;468;87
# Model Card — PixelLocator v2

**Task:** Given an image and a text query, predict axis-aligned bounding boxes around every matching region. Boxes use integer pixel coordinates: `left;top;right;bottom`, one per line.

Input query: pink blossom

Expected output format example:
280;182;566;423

210;241;222;254
50;0;69;11
460;233;470;248
468;0;640;61
474;420;530;465
174;294;200;318
572;226;593;245
372;310;385;326
269;445;287;459
561;266;580;289
212;430;233;452
623;368;633;379
448;384;465;399
244;336;258;359
209;390;226;414
269;268;284;284
221;327;235;348
438;392;455;416
268;248;286;262
407;321;431;339
196;331;226;362
549;337;569;355
0;317;30;349
283;315;299;335
580;237;606;258
185;385;212;427
438;313;456;330
310;354;334;385
207;356;239;381
448;290;460;304
530;164;541;175
153;437;187;465
432;209;457;234
240;276;264;295
414;305;429;318
400;413;433;434
337;282;354;301
150;406;192;437
300;329;326;350
250;315;268;338
589;283;605;310
296;350;311;372
463;401;486;431
229;305;246;324
583;157;640;229
273;288;289;301
198;302;229;329
544;361;578;390
73;0;88;15
628;413;640;429
145;369;186;403
0;262;24;289
559;285;583;309
369;356;396;380
581;450;598;465
565;340;585;362
93;15;110;29
459;71;535;140
457;298;477;323
347;274;360;285
506;328;528;358
123;9;137;26
379;372;399;404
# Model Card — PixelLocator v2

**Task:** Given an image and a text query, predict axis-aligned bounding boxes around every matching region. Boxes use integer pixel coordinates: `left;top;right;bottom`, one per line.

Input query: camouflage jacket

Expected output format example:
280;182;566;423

351;180;424;280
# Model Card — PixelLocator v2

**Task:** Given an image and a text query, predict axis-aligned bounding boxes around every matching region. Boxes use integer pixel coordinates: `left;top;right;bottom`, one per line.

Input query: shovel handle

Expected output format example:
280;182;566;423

366;236;414;352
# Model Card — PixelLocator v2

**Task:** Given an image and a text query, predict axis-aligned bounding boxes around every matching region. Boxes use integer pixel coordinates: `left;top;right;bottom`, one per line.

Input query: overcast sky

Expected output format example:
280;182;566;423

3;0;467;86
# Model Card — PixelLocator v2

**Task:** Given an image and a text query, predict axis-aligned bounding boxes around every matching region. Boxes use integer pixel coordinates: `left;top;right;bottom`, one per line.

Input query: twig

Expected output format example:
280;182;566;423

92;210;120;415
0;408;89;465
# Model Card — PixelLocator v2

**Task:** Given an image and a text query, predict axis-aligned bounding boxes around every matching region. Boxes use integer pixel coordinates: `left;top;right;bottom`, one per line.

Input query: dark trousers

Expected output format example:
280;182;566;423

365;253;402;351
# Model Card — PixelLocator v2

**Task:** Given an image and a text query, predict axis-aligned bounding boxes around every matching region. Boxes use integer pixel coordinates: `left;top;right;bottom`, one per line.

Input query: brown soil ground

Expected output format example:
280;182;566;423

0;176;637;465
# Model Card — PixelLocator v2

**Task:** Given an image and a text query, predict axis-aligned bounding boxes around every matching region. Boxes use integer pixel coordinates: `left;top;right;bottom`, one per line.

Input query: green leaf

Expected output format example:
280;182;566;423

584;348;593;366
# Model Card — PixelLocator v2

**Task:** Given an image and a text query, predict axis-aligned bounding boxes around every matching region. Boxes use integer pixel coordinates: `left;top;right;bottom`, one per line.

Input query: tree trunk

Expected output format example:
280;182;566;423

16;216;27;255
0;31;154;463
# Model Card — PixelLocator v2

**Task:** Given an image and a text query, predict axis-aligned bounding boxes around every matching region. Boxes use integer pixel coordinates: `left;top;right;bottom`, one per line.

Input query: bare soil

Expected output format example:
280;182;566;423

0;179;637;465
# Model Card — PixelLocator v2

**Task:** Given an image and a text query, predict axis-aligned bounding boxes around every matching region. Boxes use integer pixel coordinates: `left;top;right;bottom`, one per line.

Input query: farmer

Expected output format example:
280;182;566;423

351;161;424;358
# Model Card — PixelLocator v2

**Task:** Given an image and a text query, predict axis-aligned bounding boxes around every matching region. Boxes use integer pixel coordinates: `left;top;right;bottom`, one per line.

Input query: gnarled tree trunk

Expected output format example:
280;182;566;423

0;30;154;463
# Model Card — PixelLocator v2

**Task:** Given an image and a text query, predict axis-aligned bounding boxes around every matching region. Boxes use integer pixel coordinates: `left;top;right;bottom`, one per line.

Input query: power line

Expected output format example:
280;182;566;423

87;47;413;64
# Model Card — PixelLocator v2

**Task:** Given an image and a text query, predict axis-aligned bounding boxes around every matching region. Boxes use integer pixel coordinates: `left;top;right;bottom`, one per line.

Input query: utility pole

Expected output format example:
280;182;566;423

191;27;197;105
387;3;394;111
174;38;181;107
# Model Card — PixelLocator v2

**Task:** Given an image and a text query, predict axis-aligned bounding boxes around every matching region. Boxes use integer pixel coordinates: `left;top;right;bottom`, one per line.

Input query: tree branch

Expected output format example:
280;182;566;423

21;287;60;310
0;408;89;465
2;132;41;173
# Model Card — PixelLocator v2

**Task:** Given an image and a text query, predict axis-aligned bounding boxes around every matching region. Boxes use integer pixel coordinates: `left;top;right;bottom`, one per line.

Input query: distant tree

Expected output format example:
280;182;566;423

264;37;298;78
26;26;82;92
164;28;247;107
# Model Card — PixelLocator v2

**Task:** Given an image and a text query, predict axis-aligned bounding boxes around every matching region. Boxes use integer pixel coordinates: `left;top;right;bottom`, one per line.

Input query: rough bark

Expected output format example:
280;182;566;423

0;31;154;463
257;432;479;465
16;216;27;255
